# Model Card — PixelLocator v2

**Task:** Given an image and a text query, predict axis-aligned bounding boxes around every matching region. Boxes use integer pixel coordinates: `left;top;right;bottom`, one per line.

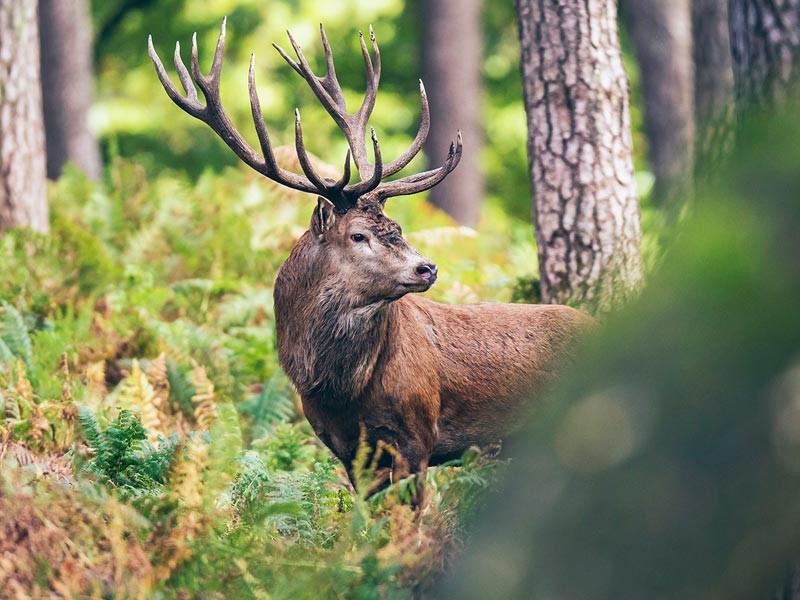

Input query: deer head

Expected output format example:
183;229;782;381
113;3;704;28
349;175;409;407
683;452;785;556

148;19;460;305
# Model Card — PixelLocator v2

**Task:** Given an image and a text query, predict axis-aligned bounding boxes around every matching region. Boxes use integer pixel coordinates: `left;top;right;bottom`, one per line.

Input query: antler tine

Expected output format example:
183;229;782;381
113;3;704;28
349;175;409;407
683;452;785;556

346;127;383;197
275;28;384;182
376;131;463;199
184;17;226;97
318;24;347;112
247;56;329;194
149;35;204;117
273;32;349;131
294;111;357;207
354;27;380;125
248;54;279;171
173;42;198;101
382;79;431;177
151;19;330;196
333;150;352;189
346;27;381;177
208;18;227;83
294;109;337;193
272;38;303;76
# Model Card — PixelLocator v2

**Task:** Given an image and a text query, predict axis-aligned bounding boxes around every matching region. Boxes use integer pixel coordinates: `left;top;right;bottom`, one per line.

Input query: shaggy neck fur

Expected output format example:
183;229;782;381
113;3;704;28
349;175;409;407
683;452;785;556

274;233;394;403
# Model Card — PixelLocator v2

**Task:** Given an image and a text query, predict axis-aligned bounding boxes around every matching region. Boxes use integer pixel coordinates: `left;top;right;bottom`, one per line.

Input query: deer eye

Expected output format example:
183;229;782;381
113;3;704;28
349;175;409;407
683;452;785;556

350;233;367;243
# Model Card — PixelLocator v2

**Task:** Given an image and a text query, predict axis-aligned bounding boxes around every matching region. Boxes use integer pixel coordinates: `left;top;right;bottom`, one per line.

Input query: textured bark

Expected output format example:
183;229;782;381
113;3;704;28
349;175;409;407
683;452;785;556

516;0;643;312
0;0;48;232
626;0;694;206
692;0;735;170
39;0;101;180
729;0;800;114
421;0;484;226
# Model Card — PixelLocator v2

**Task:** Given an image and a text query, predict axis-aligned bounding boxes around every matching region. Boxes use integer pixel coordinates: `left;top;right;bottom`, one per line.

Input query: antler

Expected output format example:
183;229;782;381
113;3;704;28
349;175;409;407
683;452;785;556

148;19;461;210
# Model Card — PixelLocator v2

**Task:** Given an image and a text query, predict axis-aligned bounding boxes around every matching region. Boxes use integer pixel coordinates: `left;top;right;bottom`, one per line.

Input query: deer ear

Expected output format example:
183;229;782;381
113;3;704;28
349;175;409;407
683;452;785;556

311;197;336;237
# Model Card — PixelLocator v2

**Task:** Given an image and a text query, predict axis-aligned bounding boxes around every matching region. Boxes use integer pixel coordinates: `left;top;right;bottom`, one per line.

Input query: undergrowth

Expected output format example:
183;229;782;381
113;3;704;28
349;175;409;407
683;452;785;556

0;159;519;598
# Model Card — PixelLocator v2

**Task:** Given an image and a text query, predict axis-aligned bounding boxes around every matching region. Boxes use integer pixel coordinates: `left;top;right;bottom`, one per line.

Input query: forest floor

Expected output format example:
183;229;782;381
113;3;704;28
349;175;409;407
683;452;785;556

0;160;546;598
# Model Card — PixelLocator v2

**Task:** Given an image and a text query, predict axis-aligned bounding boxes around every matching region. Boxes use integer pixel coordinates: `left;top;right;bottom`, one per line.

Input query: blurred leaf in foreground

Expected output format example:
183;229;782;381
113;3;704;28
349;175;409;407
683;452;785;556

441;104;800;599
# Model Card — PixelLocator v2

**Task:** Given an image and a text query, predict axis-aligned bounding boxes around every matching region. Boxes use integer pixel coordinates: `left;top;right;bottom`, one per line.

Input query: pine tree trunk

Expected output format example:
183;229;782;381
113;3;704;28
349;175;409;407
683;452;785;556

421;0;484;226
729;0;800;114
0;0;48;233
516;0;643;312
39;0;101;180
626;0;694;207
692;0;735;169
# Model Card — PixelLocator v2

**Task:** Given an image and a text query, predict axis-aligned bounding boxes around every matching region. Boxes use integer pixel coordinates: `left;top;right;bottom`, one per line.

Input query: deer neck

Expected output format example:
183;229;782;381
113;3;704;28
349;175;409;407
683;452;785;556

274;236;393;403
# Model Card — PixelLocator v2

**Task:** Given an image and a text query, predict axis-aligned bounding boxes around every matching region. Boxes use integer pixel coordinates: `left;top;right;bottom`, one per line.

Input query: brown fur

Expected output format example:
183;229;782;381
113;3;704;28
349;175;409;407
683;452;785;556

275;197;593;498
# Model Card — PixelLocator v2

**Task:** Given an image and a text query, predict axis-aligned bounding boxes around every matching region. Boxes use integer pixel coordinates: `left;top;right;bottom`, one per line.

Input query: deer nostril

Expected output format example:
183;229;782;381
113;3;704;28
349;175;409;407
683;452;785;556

416;263;438;281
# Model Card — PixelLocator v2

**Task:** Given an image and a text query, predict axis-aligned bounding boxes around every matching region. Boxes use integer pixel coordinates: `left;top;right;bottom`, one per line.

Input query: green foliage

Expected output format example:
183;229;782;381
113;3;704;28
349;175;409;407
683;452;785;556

0;303;33;369
0;141;522;596
78;406;179;495
239;371;297;441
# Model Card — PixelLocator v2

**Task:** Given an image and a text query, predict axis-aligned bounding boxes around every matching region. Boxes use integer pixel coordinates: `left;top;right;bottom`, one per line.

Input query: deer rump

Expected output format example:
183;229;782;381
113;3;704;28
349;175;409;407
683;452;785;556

149;19;592;501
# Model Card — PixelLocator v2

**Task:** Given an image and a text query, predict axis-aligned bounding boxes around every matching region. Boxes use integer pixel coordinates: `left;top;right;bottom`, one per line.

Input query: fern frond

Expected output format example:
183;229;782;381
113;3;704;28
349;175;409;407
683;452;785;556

156;433;210;579
0;303;32;368
147;353;169;412
114;359;162;441
0;338;13;364
59;352;72;404
238;371;296;439
85;360;107;403
190;361;217;430
166;359;195;418
78;405;105;458
139;433;180;484
230;451;270;510
15;359;34;405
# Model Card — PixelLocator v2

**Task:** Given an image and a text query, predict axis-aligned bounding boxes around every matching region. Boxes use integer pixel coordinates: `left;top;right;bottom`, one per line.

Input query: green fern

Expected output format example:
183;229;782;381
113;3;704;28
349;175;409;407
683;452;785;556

166;359;196;419
0;303;33;369
252;423;317;473
230;451;271;511
78;407;179;495
239;371;296;440
0;338;13;364
138;434;180;483
77;406;104;455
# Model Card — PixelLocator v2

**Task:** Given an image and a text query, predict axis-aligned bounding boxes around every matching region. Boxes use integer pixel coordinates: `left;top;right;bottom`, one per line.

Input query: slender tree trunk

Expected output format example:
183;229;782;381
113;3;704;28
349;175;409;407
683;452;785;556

626;0;694;207
39;0;101;180
729;0;800;114
421;0;484;226
516;0;643;312
0;0;48;232
692;0;735;177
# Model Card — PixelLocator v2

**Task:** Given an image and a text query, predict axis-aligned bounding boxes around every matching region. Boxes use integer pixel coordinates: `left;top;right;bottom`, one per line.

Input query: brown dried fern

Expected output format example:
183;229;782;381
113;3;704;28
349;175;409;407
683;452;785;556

190;360;217;430
154;434;209;580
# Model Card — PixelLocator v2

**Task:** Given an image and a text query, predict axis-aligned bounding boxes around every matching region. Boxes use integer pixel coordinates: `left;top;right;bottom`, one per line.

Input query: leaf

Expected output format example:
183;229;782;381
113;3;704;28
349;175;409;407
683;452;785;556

238;371;297;439
0;303;33;368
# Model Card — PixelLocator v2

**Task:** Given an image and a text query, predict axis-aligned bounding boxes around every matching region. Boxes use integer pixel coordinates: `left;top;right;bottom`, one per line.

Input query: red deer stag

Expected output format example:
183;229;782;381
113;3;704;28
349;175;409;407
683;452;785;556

149;19;592;501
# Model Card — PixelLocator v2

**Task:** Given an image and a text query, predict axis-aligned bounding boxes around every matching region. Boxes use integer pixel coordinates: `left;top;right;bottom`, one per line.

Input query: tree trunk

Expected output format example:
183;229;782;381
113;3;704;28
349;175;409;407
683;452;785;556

39;0;101;180
729;0;800;114
421;0;484;226
626;0;694;207
516;0;643;312
691;0;735;178
0;0;48;232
